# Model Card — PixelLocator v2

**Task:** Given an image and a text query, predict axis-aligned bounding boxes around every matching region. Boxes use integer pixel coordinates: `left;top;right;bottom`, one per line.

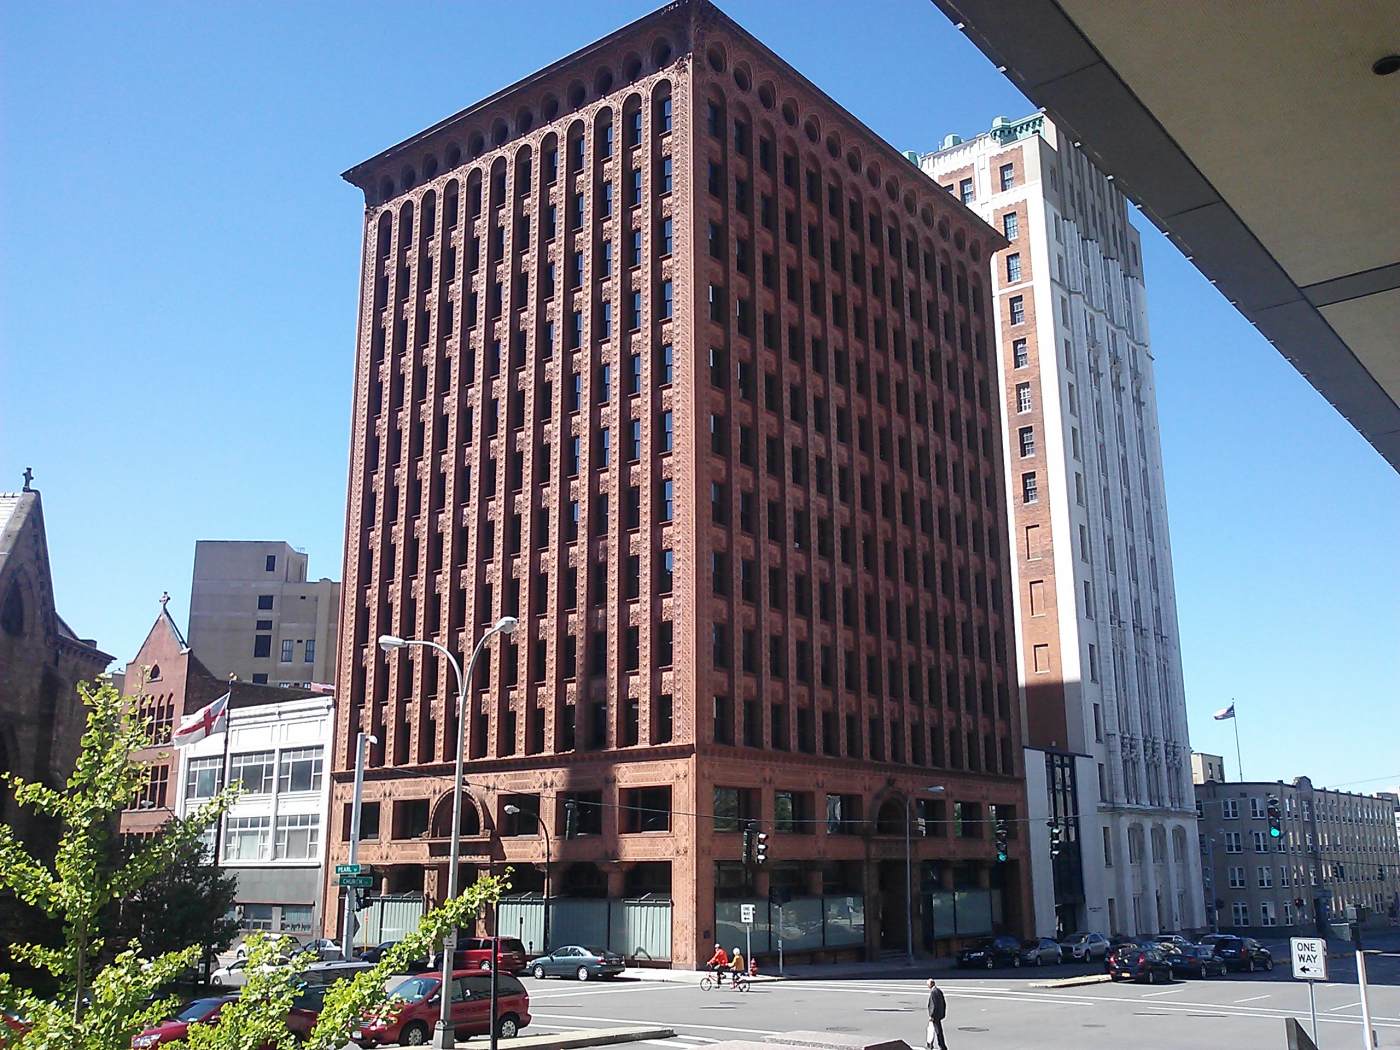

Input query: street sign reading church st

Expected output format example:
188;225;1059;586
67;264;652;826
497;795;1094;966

1290;937;1328;981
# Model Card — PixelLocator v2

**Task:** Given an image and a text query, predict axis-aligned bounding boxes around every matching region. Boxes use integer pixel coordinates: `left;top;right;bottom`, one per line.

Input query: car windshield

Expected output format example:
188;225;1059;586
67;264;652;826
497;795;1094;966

390;976;438;1003
1021;940;1040;949
1063;934;1086;943
971;938;995;948
174;999;223;1022
1186;946;1211;958
584;947;607;956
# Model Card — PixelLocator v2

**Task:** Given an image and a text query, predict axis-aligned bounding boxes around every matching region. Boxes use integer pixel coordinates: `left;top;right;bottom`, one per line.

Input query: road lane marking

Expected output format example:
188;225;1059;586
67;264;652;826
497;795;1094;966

1143;988;1185;997
1232;995;1270;1003
530;1012;782;1036
532;984;677;999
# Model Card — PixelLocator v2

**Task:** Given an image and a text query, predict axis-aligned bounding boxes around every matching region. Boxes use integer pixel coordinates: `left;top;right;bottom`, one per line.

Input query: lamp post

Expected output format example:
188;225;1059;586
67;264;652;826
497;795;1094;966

905;785;947;965
340;731;378;961
380;616;517;1050
504;803;552;954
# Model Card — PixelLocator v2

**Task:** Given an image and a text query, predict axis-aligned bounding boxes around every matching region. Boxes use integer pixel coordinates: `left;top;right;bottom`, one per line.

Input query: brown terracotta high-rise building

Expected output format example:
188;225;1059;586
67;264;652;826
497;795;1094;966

331;0;1028;967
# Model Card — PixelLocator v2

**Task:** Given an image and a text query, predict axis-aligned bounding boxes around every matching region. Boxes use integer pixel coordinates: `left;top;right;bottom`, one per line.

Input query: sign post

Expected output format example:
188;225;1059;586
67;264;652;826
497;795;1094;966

1290;936;1328;1045
740;903;755;967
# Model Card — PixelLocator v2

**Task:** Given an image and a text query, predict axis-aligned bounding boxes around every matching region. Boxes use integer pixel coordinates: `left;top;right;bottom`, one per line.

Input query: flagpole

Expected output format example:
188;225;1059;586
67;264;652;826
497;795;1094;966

205;678;235;986
1231;700;1244;782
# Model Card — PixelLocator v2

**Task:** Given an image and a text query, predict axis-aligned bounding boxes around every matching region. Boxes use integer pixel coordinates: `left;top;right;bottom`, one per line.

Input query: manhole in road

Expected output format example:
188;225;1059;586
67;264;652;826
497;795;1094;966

956;1027;989;1033
864;1008;915;1013
1081;1024;1106;1028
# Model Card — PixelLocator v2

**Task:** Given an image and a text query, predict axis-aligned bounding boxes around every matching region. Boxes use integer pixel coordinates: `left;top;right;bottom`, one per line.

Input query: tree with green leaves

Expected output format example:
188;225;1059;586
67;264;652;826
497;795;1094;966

108;836;239;964
183;873;506;1050
0;679;236;1044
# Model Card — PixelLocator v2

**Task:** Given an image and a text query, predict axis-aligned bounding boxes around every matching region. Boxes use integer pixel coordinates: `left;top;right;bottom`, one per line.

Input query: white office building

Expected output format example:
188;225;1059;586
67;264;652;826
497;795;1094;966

919;114;1203;938
175;689;335;938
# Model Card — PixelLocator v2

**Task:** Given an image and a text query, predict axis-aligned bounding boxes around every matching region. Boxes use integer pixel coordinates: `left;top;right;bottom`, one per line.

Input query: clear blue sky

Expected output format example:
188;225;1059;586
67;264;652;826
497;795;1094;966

2;1;1395;792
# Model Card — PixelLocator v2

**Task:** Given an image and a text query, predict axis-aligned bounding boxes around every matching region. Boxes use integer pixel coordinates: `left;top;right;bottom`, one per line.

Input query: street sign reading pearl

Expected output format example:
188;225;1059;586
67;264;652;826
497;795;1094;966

1290;937;1327;981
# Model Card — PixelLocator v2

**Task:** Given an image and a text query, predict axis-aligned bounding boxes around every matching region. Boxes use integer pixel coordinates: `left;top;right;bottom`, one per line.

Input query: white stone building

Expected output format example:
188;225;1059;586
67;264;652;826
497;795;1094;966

919;114;1203;938
175;689;335;938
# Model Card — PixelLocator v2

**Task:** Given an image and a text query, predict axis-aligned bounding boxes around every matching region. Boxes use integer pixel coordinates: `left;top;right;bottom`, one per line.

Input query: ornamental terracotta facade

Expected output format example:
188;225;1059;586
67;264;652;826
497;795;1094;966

329;0;1030;966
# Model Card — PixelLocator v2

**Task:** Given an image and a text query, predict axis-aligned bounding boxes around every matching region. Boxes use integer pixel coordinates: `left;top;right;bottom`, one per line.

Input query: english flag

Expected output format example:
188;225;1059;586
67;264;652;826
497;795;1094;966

1213;703;1236;721
173;692;230;747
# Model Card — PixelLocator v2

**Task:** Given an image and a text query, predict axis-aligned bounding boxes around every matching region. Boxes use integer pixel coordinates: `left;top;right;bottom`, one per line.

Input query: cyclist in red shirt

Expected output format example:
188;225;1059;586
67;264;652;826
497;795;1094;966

706;944;730;987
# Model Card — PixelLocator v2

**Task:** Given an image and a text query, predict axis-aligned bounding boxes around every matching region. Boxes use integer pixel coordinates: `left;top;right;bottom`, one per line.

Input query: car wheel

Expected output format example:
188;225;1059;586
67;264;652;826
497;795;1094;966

577;966;591;982
985;957;994;970
1036;954;1043;966
532;964;546;980
497;1015;520;1039
1147;969;1156;985
481;960;493;971
1247;958;1255;973
1013;955;1021;968
1264;956;1274;972
401;1021;431;1046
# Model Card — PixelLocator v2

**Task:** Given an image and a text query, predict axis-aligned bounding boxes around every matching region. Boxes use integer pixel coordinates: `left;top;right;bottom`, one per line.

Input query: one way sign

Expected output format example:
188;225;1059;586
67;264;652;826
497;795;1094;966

1290;937;1328;981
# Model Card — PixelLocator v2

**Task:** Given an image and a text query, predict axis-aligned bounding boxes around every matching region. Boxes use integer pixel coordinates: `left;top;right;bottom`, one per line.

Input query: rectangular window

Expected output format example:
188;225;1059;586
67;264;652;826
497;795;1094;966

1006;253;1022;282
1021;472;1038;504
277;746;324;794
253;634;272;658
1013;338;1028;368
620;786;672;833
275;813;321;861
1002;212;1019;241
1016;382;1032;413
304;638;315;664
959;178;973;204
257;594;274;610
1009;295;1025;324
280;638;294;662
185;756;222;801
230;751;275;795
1018;426;1035;457
999;162;1015;191
223;815;271;861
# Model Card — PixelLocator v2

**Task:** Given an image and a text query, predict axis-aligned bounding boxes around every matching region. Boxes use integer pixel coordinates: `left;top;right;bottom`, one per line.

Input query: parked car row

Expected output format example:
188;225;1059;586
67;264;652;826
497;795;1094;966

130;964;537;1048
955;930;1277;981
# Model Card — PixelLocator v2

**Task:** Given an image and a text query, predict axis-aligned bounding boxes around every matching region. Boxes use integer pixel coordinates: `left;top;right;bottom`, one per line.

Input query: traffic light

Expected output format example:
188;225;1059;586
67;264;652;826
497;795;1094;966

742;822;755;865
1266;796;1283;839
994;819;1009;863
1047;819;1063;857
754;830;769;866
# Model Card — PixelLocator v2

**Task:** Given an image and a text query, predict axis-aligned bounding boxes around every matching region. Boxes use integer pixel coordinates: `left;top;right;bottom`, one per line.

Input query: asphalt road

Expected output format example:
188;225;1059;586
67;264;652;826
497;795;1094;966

520;948;1400;1050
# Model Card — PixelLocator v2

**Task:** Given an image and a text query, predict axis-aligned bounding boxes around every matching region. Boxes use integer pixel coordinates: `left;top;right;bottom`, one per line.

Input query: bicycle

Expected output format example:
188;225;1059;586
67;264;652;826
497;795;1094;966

700;972;751;992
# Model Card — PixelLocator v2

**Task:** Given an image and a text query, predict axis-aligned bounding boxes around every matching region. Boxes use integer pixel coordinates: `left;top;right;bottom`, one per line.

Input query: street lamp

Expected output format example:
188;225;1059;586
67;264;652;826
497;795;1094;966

503;803;552;955
906;785;947;965
379;616;517;1050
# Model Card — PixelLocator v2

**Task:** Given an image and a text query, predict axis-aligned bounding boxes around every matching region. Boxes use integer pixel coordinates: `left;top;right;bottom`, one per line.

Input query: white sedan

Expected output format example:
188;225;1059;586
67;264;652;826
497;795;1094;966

209;959;250;987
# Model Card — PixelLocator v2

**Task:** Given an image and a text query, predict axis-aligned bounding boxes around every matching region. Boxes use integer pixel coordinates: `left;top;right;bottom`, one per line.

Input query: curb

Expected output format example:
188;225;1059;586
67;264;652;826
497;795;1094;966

1027;974;1113;988
473;1027;676;1050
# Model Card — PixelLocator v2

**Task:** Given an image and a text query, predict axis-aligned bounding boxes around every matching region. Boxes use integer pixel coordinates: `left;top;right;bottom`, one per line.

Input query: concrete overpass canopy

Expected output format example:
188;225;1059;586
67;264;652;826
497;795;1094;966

931;0;1400;468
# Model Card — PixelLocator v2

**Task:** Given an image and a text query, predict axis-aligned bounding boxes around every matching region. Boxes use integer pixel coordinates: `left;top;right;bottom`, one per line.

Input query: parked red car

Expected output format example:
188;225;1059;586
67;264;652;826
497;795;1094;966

453;936;529;975
131;990;322;1048
1;1012;31;1047
353;970;531;1047
133;996;236;1047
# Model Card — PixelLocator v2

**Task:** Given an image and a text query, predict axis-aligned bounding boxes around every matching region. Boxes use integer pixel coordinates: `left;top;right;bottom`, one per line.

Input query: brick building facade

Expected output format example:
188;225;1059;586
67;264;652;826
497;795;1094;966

0;482;111;844
329;0;1029;966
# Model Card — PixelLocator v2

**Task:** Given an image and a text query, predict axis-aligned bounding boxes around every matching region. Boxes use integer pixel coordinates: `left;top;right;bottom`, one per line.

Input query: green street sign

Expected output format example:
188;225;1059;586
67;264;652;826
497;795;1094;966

338;875;374;888
335;863;365;876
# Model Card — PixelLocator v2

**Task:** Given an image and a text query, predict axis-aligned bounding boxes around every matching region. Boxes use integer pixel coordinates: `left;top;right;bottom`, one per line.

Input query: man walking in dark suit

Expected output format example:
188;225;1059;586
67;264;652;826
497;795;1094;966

926;978;948;1050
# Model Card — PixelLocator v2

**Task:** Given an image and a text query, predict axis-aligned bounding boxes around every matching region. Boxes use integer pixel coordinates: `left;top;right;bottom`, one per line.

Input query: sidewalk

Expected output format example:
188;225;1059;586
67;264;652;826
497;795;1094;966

621;957;957;984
